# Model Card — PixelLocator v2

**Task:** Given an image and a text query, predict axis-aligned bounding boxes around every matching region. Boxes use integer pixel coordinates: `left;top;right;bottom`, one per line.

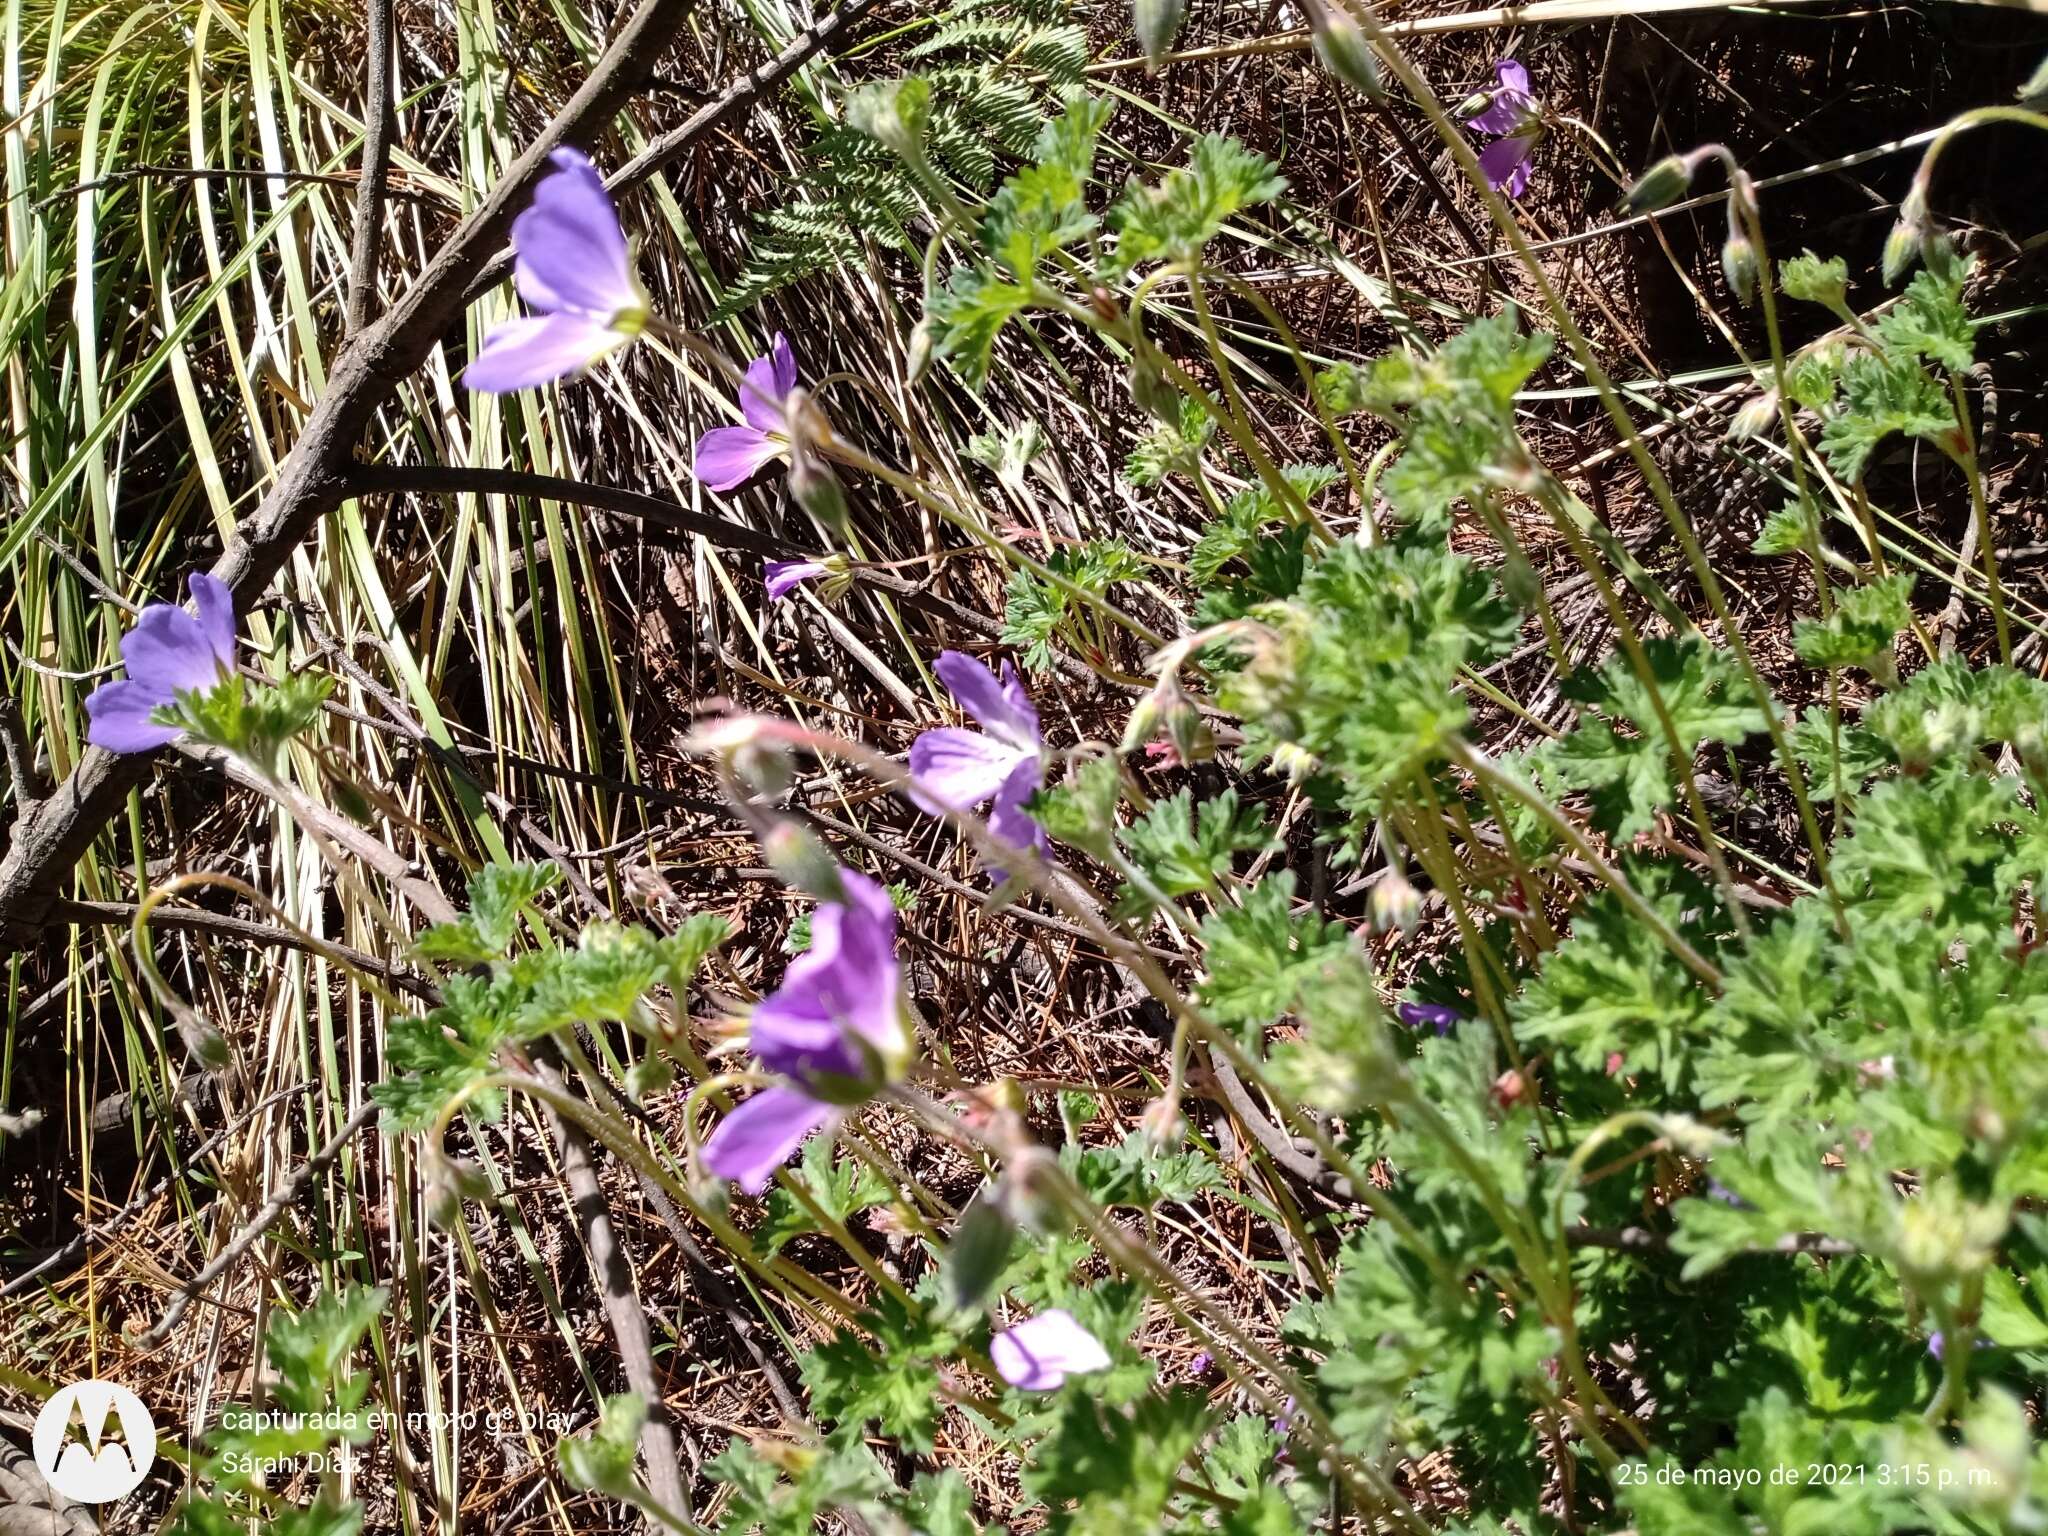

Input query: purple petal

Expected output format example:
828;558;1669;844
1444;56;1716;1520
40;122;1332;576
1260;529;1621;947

909;727;1029;813
84;679;181;753
751;868;904;1078
1466;91;1533;135
1478;133;1536;196
121;605;227;696
509;148;637;318
704;1086;834;1195
933;650;1039;751
1397;1002;1460;1035
999;660;1041;744
692;425;783;491
465;312;623;392
765;561;828;602
991;1310;1111;1391
1494;58;1531;97
769;333;798;398
749;998;868;1086
739;334;798;433
187;574;236;669
987;756;1049;865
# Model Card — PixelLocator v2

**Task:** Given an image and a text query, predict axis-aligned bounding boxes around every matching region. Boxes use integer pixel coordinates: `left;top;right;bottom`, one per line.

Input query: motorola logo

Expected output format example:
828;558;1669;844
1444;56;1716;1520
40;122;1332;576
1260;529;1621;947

31;1380;157;1504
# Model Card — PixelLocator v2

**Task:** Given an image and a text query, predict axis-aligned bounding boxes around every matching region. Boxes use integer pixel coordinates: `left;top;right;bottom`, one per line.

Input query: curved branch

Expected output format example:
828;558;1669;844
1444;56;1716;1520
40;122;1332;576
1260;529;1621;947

0;0;702;947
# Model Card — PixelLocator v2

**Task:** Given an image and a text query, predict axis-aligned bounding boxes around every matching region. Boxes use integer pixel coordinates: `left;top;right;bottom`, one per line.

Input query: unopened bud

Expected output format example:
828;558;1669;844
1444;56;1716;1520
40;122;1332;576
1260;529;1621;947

2018;51;2048;109
1132;0;1186;72
906;318;935;385
1129;356;1180;425
1370;871;1422;936
788;446;849;532
627;1054;675;1100
1121;675;1212;764
1269;741;1321;783
1623;153;1694;214
730;737;793;800
846;77;931;164
1140;1096;1185;1150
762;822;848;904
1305;1;1381;99
1721;224;1758;305
939;1186;1019;1316
1882;179;1932;287
1727;388;1779;441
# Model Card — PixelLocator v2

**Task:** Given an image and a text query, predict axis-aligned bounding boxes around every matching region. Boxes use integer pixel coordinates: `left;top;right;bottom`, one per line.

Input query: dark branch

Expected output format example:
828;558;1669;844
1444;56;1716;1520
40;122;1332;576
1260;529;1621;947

0;0;703;950
462;0;886;302
345;0;399;336
345;462;802;561
53;897;437;1002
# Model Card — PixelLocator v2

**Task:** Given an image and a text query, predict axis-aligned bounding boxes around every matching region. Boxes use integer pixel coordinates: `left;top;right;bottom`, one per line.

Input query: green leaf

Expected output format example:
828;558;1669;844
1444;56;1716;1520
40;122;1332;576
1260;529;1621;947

1817;351;1955;480
800;1294;962;1453
929;265;1035;388
1108;134;1285;271
1793;573;1914;672
1065;1128;1221;1208
557;1393;645;1499
1196;873;1353;1032
1752;498;1817;557
1112;788;1275;919
1022;1390;1211;1536
757;1136;893;1256
1875;241;1977;373
1513;867;1722;1093
1030;754;1124;858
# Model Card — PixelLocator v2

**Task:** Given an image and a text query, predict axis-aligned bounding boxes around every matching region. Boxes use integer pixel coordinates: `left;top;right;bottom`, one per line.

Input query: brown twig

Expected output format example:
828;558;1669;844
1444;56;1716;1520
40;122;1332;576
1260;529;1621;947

345;0;399;336
462;0;885;303
53;897;437;1001
143;1102;380;1344
2;1084;317;1298
0;0;704;949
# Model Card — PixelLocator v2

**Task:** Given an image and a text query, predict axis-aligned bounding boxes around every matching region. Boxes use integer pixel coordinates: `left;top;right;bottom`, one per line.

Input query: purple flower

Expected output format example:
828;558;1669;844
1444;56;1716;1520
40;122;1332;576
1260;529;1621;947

466;148;647;392
1397;1001;1461;1035
84;574;236;753
694;335;799;491
990;1310;1111;1391
908;651;1048;871
704;868;910;1194
765;560;828;602
1467;59;1542;199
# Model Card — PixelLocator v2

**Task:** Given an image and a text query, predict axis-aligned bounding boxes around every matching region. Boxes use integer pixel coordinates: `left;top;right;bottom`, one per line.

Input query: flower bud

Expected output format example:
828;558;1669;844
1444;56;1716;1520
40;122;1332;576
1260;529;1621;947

1269;740;1321;783
2018;50;2048;109
729;736;794;800
1721;223;1758;305
905;318;935;385
1727;388;1779;441
846;77;931;164
1623;153;1694;213
1304;1;1381;100
1132;0;1185;73
1882;179;1932;287
1128;356;1180;425
788;446;849;532
1370;870;1422;936
1140;1096;1185;1150
762;820;848;903
627;1054;675;1100
938;1185;1019;1316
